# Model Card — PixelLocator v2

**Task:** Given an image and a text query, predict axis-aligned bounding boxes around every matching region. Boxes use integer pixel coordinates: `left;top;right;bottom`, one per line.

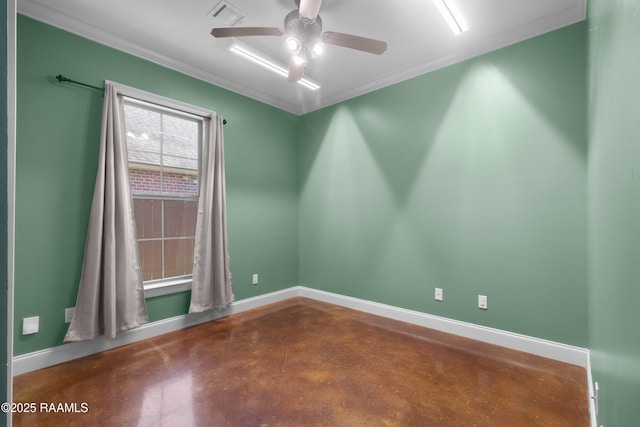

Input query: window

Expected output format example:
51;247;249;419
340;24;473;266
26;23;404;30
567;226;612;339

124;98;203;289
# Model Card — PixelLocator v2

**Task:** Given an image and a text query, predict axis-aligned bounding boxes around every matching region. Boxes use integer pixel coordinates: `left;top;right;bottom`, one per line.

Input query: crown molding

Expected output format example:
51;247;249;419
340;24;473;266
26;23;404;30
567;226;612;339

300;1;586;114
17;1;304;115
18;0;585;116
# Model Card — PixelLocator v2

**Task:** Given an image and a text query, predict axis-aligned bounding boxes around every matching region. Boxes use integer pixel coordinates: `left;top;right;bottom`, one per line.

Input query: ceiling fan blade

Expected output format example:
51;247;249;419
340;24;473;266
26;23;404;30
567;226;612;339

288;58;305;82
298;0;323;21
211;27;284;38
322;32;387;55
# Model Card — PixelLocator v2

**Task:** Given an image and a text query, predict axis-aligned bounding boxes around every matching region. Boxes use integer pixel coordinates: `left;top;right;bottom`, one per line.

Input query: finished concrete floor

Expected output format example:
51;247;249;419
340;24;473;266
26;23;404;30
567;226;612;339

13;297;589;426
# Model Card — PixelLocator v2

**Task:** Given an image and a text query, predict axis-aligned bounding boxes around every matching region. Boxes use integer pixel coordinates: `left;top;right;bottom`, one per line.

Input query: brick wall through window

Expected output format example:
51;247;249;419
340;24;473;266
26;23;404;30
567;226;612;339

129;168;198;197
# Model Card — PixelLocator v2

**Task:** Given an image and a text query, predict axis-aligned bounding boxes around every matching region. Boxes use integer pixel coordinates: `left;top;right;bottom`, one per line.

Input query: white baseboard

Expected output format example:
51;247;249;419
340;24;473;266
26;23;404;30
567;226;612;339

12;287;299;375
13;285;590;376
298;287;594;424
587;355;597;427
296;287;590;368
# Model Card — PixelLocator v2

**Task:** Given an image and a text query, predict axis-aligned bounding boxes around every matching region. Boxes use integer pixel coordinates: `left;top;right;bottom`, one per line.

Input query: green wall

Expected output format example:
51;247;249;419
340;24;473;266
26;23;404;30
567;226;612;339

1;0;9;422
14;15;299;355
15;16;591;356
299;23;588;346
587;0;640;425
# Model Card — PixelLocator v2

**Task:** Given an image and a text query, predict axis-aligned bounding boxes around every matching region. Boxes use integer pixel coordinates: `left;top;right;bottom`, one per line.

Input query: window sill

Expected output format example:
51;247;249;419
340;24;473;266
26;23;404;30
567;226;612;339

144;277;192;298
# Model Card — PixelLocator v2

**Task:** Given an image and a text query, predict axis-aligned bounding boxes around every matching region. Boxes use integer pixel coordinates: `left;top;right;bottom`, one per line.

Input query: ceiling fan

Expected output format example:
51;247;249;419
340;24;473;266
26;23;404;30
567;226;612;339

211;0;388;83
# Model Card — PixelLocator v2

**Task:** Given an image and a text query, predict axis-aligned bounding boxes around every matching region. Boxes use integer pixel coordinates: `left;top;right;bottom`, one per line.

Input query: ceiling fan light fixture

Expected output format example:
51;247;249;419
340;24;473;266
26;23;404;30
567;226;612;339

292;54;306;65
228;40;320;90
433;0;469;35
286;36;302;54
311;41;324;57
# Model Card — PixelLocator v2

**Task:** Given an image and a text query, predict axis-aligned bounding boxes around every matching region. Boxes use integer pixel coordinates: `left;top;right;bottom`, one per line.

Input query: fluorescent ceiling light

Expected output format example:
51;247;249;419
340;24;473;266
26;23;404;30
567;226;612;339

228;40;320;91
433;0;469;35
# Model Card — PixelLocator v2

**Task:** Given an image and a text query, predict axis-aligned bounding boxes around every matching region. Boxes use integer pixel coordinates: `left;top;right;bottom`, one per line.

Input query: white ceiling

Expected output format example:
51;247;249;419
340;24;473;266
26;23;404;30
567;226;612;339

18;0;586;115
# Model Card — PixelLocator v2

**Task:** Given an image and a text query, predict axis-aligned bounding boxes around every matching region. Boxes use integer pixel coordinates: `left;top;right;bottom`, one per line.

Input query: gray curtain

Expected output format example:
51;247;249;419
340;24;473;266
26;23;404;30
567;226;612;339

189;114;234;313
64;83;148;342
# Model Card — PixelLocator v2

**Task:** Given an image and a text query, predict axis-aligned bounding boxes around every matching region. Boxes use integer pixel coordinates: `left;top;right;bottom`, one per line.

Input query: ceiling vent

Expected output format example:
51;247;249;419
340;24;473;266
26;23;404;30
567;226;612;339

208;1;247;27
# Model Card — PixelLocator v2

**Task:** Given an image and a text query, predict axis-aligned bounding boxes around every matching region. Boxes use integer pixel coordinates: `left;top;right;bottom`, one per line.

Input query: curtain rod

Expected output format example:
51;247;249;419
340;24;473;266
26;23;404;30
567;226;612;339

56;74;104;91
55;74;227;125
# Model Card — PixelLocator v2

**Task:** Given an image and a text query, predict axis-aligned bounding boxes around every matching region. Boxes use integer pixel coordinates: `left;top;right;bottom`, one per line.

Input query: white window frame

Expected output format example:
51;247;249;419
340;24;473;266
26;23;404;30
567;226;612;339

110;81;212;298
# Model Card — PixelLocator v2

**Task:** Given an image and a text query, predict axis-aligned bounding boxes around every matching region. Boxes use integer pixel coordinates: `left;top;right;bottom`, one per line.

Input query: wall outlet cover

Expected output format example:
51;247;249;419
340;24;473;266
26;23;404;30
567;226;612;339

478;295;488;310
22;316;40;335
435;288;443;301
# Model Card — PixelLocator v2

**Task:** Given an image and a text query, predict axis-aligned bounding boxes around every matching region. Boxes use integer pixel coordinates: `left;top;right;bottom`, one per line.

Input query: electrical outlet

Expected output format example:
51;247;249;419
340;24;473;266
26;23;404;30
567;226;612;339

252;274;259;285
65;307;75;323
22;316;39;335
478;295;488;310
435;288;443;301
